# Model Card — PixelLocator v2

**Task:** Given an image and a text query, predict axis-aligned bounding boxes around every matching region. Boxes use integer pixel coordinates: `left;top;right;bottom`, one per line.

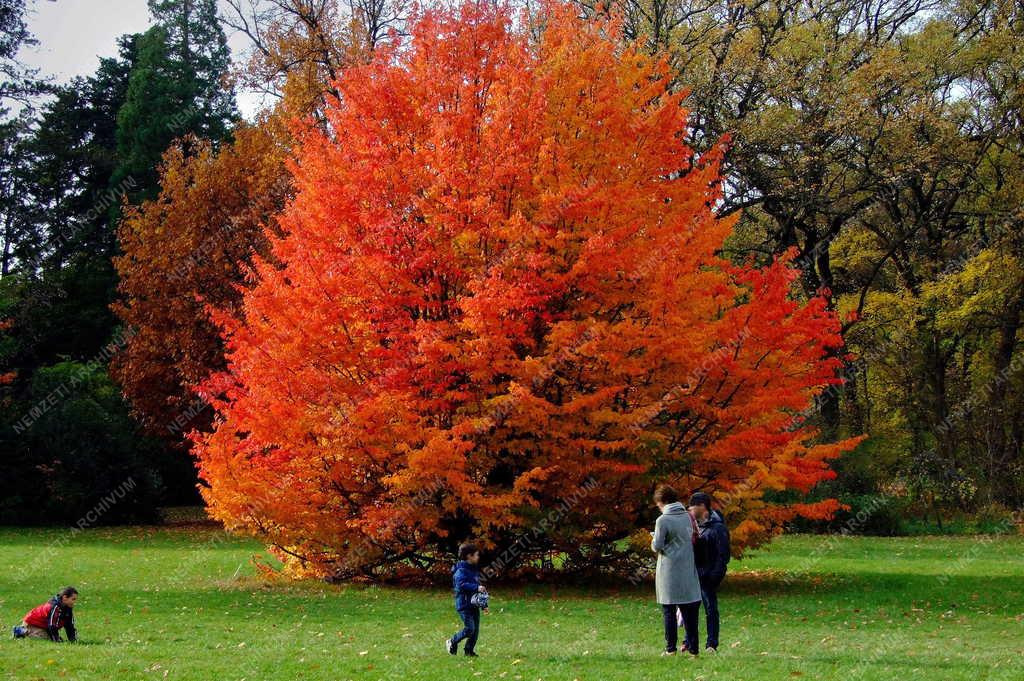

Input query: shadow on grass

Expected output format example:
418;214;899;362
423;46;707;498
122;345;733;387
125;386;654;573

722;568;856;596
718;569;1024;617
0;525;241;548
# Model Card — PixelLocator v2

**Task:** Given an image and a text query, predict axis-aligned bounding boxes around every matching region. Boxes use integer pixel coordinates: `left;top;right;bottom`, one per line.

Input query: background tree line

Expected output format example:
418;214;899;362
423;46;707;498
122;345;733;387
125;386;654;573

585;0;1024;531
0;0;235;522
1;0;1021;533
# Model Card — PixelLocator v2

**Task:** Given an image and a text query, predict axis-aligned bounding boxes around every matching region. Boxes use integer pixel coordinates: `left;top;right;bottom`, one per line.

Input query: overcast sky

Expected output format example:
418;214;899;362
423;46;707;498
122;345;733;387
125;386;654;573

18;0;264;118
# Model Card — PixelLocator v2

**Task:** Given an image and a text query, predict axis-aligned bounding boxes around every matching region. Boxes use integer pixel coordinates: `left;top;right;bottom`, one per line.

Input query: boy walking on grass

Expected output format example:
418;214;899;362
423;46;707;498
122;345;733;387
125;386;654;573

445;542;488;658
12;586;78;642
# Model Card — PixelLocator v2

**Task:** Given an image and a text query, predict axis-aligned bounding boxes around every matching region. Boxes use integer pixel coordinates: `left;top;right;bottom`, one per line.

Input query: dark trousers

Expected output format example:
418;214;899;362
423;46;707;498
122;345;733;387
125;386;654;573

700;579;721;649
661;602;700;654
451;607;480;653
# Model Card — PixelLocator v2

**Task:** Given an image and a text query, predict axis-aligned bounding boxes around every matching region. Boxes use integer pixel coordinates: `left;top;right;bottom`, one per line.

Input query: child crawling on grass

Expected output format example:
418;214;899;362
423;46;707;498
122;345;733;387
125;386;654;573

445;542;489;658
12;586;78;642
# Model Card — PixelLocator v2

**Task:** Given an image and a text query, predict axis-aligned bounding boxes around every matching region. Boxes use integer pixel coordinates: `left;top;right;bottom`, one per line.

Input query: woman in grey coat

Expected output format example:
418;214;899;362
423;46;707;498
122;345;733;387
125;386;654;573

650;484;702;655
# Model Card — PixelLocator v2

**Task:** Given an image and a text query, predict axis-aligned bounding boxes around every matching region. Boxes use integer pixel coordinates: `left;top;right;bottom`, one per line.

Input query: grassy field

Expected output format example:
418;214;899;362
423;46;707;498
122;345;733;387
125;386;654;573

1;526;1022;680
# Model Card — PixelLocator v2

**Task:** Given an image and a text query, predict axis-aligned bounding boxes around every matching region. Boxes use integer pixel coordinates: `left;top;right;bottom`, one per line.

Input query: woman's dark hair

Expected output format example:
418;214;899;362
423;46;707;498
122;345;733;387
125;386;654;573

653;485;678;504
458;542;479;560
58;586;78;598
688;492;712;510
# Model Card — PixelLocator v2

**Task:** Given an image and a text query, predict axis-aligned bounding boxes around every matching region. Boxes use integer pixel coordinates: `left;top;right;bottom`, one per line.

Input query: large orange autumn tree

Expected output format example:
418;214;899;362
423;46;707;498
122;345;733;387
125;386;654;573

195;2;859;579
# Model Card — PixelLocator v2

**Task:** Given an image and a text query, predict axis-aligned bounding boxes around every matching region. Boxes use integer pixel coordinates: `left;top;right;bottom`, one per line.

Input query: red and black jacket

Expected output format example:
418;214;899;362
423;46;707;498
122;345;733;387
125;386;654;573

23;596;77;642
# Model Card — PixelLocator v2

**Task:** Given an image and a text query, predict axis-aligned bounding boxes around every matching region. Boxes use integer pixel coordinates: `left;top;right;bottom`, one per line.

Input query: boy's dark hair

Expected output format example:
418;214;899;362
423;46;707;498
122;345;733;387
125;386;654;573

58;586;78;599
458;542;479;560
653;485;678;504
688;492;712;510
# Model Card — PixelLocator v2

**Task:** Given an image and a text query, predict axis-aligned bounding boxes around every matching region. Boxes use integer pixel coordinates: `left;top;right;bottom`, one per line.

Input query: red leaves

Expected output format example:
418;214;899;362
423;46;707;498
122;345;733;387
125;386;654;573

193;2;859;578
113;126;290;438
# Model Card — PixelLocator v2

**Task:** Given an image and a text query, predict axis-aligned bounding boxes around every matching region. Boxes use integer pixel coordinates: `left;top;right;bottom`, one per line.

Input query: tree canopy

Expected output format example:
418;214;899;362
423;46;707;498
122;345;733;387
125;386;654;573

193;3;858;579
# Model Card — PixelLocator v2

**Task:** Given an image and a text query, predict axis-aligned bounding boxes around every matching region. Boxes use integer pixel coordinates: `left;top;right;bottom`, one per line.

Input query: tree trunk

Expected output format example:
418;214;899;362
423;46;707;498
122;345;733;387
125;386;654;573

1;211;13;277
845;362;865;434
986;285;1024;502
815;235;842;440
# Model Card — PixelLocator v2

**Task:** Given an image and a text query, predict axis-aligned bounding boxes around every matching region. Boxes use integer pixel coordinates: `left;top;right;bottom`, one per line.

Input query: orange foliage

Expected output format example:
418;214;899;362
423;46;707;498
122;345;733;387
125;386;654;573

194;2;859;578
113;123;290;437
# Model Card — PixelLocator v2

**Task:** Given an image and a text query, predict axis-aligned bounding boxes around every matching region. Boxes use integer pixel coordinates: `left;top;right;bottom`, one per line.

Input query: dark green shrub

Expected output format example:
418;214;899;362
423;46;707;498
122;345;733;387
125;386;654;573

1;361;166;524
827;494;908;536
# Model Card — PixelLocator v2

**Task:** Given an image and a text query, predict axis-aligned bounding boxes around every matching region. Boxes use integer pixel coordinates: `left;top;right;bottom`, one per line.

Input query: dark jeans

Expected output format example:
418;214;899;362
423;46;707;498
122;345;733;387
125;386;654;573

661;602;700;654
700;578;721;649
451;607;480;653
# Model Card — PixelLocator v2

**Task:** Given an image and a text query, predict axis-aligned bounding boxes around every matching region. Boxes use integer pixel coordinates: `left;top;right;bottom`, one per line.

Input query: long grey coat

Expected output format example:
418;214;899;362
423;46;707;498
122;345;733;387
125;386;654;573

651;502;702;605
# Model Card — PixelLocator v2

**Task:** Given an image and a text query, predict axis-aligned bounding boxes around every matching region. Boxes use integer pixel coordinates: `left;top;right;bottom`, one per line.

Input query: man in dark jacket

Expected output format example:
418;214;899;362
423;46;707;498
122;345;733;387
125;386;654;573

445;542;487;657
689;493;729;652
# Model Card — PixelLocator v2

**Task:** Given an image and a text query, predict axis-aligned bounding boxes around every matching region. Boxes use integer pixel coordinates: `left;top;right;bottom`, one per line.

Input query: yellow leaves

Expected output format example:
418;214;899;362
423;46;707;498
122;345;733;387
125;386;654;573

832;226;888;278
924;249;1022;333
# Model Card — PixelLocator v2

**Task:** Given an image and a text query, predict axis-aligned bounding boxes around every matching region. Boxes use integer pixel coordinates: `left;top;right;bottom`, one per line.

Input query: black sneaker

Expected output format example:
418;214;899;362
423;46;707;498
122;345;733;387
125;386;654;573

465;651;479;657
445;638;457;655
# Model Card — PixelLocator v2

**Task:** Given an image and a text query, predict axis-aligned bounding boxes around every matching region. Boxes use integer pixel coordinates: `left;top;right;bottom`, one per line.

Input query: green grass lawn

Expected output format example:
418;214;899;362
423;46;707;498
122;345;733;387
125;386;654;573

1;526;1022;680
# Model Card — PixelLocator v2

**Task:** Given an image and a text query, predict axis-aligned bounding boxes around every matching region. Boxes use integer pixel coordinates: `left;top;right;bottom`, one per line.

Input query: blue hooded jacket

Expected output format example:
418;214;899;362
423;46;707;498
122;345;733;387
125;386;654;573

452;560;481;611
695;509;730;584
